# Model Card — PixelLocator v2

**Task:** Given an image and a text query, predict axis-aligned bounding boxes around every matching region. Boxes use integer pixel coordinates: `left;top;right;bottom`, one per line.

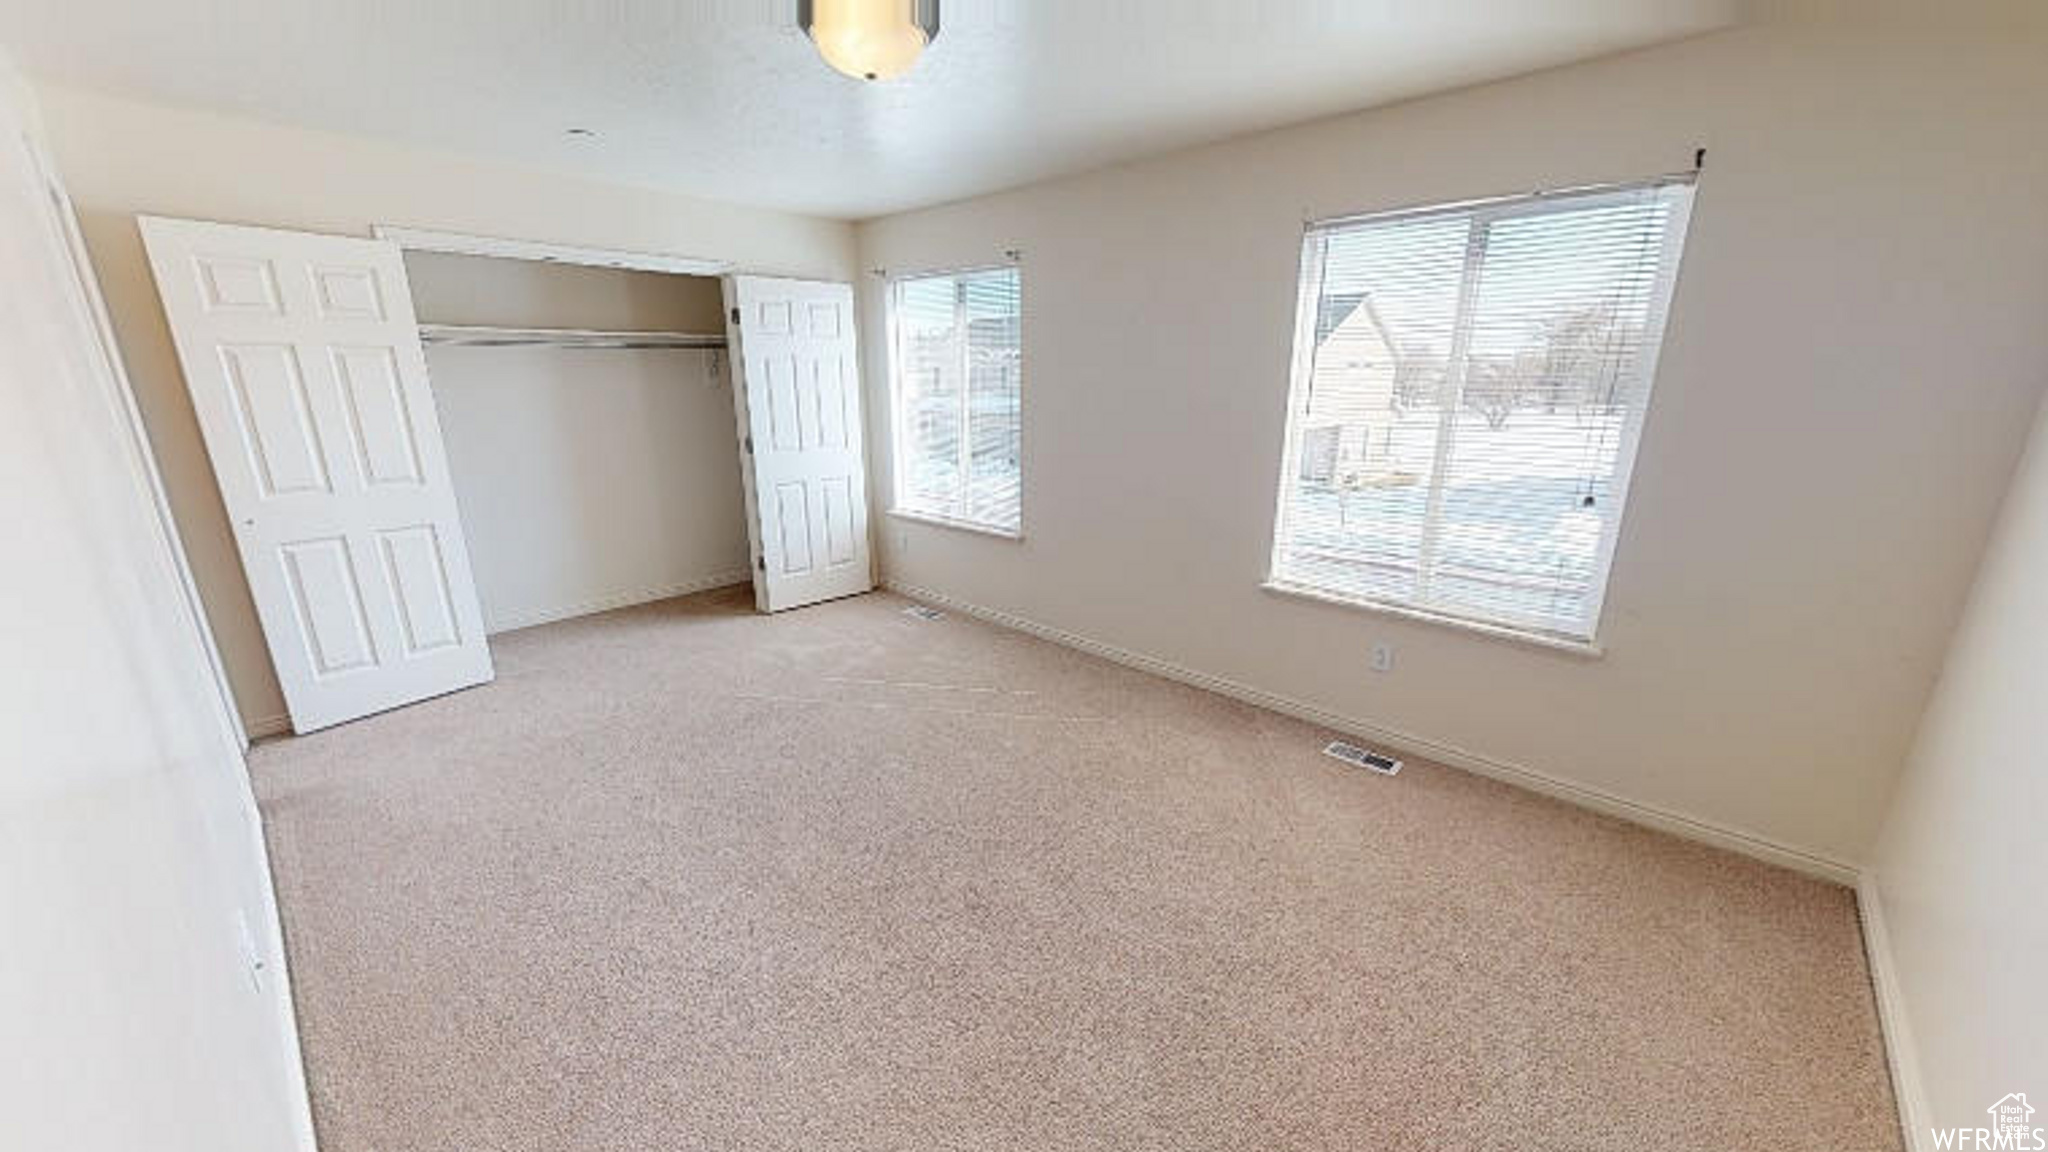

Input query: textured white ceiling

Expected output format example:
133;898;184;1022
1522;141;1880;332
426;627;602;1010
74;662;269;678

0;0;1736;219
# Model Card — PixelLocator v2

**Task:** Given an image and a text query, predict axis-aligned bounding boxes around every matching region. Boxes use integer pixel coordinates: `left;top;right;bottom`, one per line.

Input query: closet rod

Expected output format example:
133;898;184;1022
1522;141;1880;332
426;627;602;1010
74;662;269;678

418;323;727;351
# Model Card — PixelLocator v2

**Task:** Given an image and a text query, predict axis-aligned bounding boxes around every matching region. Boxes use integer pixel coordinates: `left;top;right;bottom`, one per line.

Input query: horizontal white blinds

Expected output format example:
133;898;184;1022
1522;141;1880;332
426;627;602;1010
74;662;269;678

890;266;1023;533
1272;178;1694;641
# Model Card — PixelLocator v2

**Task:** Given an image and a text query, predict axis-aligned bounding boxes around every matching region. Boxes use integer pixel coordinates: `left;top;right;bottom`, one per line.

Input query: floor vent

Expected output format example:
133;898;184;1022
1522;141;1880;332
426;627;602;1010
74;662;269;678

902;605;946;621
1324;740;1402;776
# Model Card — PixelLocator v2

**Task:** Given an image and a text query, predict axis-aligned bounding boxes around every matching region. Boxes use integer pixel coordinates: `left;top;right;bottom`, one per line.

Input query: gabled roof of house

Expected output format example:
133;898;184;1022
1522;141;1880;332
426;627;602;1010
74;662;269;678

1314;292;1399;355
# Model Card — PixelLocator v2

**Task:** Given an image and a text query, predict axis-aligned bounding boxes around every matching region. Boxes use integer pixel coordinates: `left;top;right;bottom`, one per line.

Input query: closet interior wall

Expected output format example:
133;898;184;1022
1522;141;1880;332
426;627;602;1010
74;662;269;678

402;252;749;634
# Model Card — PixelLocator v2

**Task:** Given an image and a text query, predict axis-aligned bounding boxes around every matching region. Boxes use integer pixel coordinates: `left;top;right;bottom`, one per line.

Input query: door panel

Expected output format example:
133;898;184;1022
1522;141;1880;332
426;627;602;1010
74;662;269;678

221;344;330;496
375;525;463;654
332;346;427;486
278;537;377;675
821;477;856;566
141;216;493;732
774;482;814;575
724;276;873;611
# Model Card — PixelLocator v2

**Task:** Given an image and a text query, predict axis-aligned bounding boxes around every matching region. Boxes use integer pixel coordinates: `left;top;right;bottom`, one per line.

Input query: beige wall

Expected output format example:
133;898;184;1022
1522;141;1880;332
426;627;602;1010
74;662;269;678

855;8;2048;868
405;255;748;633
404;250;727;332
0;65;311;1152
33;84;856;730
1869;380;2048;1139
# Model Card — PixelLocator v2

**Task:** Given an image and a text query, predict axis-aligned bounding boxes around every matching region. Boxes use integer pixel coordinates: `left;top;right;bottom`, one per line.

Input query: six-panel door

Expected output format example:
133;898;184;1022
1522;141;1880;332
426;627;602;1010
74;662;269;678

140;216;493;733
724;275;874;612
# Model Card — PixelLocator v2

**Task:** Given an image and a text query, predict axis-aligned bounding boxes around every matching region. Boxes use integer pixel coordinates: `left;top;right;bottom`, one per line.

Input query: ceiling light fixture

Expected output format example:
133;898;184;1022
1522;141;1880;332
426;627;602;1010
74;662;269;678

798;0;939;82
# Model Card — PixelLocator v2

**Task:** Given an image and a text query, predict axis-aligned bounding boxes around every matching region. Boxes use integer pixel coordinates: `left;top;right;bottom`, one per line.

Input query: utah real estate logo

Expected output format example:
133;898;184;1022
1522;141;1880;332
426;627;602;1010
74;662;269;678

1932;1094;2044;1150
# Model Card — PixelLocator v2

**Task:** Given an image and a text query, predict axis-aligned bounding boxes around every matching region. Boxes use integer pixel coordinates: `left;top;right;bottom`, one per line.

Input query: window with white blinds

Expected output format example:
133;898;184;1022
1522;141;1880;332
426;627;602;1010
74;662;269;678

1270;177;1695;643
888;266;1023;535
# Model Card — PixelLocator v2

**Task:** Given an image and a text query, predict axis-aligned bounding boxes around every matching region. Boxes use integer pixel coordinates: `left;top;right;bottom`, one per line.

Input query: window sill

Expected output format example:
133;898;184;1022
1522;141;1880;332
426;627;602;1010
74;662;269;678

887;508;1023;541
1259;580;1605;659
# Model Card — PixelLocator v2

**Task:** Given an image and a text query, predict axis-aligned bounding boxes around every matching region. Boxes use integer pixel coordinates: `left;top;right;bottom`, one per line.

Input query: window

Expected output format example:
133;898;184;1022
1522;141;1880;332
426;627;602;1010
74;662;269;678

1269;177;1695;644
888;266;1023;535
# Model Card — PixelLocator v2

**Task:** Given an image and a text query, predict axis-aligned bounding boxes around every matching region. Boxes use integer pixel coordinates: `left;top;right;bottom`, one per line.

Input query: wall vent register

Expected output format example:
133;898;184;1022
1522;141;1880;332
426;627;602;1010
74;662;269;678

1324;741;1403;776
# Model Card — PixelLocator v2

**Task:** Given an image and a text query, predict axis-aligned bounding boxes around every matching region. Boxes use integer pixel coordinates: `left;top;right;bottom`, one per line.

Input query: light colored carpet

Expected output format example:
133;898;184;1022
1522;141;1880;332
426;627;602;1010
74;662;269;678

251;586;1900;1152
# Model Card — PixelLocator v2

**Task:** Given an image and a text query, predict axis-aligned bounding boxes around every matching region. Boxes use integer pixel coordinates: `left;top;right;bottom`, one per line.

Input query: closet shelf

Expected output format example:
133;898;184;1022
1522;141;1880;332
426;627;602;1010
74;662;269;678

417;323;727;350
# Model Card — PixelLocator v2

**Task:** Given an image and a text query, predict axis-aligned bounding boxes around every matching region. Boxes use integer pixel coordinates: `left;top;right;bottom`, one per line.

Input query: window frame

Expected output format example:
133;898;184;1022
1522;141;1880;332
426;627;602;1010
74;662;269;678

1264;175;1696;650
883;262;1025;540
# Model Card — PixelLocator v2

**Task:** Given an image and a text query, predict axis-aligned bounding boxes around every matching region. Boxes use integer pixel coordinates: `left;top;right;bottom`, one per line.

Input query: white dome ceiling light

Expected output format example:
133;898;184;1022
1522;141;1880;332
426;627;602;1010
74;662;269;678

798;0;940;82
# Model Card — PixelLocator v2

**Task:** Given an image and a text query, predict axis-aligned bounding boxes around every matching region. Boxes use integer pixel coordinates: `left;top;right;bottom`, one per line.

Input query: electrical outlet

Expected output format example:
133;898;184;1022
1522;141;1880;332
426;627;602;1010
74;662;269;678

1370;643;1395;673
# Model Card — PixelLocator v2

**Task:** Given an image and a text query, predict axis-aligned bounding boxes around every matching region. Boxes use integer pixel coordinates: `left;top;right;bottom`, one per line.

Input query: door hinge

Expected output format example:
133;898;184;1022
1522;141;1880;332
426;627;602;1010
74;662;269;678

756;555;766;571
742;435;753;454
730;306;741;325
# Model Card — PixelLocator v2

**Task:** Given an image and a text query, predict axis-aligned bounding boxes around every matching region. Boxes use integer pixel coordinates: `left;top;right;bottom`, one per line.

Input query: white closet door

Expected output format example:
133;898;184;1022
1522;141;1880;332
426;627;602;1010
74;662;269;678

723;275;874;612
140;216;493;733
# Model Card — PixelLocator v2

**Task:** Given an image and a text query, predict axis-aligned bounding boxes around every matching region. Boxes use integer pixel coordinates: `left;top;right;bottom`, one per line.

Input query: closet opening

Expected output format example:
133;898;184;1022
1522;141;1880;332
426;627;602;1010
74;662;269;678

396;246;748;635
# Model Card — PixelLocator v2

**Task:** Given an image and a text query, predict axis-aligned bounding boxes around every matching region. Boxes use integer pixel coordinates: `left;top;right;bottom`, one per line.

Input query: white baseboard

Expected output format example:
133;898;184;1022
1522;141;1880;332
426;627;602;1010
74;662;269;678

1857;871;1929;1152
241;809;321;1152
882;579;1860;886
487;569;752;635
